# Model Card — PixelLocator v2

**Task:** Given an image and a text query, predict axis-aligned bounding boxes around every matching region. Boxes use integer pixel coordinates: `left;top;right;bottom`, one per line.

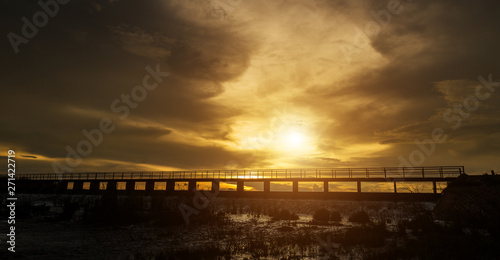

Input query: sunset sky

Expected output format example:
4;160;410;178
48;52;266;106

1;0;499;174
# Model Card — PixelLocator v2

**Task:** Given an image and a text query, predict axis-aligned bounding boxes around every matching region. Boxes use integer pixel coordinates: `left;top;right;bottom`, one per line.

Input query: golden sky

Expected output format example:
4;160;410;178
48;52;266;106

1;0;499;174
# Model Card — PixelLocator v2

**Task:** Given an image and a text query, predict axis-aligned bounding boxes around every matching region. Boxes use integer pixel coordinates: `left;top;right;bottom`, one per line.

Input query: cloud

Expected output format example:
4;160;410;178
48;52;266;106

0;0;256;172
1;0;499;174
288;0;500;172
111;25;173;59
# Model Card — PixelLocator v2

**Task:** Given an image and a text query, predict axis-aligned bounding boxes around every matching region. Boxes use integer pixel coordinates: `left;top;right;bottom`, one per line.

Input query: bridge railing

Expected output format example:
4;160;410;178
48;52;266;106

15;166;464;181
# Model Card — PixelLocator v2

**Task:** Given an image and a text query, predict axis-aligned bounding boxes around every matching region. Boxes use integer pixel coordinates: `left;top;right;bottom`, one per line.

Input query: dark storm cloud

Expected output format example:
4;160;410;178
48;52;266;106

307;0;500;118
1;0;499;173
0;0;254;171
369;0;500;159
293;0;500;171
79;135;271;170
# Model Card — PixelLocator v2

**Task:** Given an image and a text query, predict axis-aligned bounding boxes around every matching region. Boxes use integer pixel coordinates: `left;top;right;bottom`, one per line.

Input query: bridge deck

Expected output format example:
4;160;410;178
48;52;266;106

12;166;464;199
17;166;464;181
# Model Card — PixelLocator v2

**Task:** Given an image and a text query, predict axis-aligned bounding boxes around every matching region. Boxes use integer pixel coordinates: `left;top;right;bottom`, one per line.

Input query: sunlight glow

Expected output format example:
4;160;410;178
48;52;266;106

285;131;305;147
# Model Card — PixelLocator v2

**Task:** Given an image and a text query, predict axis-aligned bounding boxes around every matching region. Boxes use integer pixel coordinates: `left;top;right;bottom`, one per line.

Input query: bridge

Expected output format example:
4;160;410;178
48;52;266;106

14;166;464;200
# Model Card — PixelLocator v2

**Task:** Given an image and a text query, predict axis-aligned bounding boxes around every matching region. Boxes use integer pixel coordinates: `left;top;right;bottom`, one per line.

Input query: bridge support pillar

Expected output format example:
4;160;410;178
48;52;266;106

237;180;244;193
188;180;197;191
264;180;270;193
73;181;83;192
106;181;117;191
357;181;361;193
90;181;99;192
43;181;59;194
146;181;155;192
57;181;68;193
293;181;298;193
433;181;437;194
212;180;220;193
394;182;397;193
167;181;175;191
126;181;135;192
324;181;329;193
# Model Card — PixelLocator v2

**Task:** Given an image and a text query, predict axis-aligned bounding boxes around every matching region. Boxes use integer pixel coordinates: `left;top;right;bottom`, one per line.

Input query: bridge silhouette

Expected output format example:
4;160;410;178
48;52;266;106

15;166;464;200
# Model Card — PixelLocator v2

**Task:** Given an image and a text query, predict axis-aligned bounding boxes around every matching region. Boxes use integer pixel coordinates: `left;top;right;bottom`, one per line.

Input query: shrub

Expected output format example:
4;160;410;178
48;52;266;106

58;198;80;221
272;209;299;221
349;210;370;224
330;210;342;222
334;223;388;247
313;208;330;223
406;213;435;234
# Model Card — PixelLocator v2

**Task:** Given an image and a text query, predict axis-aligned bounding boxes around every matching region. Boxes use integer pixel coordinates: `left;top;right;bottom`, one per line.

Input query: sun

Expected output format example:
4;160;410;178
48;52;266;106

262;126;316;157
285;131;305;147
